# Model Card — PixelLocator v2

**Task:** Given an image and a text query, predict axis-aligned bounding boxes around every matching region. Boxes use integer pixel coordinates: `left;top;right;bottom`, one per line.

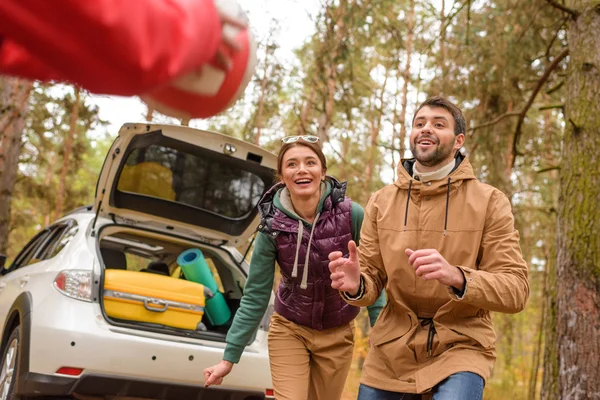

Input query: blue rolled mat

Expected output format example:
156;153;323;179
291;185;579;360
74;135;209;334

177;248;231;326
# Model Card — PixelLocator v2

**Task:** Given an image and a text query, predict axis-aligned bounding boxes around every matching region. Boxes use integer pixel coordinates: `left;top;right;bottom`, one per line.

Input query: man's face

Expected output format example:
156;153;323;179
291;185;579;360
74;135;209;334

409;106;465;169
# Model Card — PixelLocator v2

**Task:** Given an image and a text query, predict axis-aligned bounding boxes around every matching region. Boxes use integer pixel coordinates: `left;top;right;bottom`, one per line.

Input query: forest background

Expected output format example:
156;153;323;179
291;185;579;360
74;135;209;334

1;0;598;398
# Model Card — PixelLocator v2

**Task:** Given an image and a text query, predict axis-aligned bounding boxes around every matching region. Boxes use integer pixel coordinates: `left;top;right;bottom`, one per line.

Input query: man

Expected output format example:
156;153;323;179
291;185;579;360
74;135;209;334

329;96;529;399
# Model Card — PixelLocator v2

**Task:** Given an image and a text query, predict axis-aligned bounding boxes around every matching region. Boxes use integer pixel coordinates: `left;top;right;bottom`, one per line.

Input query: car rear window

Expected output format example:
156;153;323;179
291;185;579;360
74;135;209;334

116;144;266;219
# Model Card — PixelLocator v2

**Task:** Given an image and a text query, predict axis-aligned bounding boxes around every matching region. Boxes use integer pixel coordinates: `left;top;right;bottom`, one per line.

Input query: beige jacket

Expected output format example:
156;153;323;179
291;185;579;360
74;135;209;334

345;156;529;393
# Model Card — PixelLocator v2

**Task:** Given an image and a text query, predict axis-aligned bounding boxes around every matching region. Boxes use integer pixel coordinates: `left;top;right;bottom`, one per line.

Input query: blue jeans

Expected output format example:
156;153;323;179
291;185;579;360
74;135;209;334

357;372;484;400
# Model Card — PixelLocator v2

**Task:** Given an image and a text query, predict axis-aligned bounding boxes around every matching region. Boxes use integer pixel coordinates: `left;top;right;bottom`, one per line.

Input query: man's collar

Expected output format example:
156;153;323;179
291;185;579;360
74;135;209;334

413;159;457;182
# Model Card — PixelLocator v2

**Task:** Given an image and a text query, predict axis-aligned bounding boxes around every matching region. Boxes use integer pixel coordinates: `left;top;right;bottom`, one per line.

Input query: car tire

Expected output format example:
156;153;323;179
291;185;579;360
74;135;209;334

0;325;21;400
0;326;66;400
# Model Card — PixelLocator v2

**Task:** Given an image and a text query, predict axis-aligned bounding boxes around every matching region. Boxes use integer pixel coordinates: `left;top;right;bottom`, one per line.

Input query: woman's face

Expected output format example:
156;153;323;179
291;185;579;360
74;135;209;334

280;145;326;202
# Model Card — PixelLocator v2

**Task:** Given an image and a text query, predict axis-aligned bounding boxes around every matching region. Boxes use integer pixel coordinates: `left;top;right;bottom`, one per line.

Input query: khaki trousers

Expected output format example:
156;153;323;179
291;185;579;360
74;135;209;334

267;312;355;400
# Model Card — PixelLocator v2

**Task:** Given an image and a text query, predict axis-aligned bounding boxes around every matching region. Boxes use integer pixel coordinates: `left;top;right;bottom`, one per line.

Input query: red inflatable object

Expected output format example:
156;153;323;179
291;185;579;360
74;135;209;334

141;12;257;119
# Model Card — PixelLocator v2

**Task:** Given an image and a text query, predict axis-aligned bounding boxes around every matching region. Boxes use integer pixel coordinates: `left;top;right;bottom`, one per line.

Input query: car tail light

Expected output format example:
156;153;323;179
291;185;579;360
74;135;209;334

265;389;275;398
54;270;93;302
56;367;83;376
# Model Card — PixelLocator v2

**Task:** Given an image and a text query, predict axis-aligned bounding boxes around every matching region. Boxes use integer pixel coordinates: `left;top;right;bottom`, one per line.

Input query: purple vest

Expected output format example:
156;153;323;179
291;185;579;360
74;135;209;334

257;179;360;330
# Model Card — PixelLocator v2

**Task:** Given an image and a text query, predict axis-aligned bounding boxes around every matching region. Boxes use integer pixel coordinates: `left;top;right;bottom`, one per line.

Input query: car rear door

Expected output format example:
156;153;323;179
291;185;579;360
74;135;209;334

0;221;79;330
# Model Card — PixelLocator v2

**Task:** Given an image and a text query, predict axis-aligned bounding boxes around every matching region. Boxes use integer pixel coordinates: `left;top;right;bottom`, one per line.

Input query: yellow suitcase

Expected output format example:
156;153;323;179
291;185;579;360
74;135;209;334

103;269;212;330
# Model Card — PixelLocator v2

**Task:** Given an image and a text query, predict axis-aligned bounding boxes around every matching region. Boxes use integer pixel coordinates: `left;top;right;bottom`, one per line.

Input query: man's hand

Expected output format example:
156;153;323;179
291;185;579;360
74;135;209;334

204;360;234;387
329;240;361;295
405;248;465;291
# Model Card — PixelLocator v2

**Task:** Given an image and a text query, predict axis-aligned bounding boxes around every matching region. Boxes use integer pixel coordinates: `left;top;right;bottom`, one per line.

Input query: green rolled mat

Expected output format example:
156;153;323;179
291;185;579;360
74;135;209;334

177;248;231;326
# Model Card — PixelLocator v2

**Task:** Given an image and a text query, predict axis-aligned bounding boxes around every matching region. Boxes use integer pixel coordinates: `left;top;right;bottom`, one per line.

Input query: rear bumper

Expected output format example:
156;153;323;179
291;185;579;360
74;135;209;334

20;372;266;400
26;292;272;395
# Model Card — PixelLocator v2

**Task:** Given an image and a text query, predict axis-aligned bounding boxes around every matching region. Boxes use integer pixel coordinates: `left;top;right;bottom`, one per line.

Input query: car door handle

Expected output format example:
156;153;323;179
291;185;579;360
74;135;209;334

20;276;29;288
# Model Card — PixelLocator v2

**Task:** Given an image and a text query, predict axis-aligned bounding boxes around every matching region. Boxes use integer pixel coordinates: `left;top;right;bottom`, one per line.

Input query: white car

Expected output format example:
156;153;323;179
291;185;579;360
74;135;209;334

0;123;276;400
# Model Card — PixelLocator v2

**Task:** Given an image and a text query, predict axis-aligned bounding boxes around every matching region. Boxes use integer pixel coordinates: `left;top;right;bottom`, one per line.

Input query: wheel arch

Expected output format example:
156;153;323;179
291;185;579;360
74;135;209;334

1;292;33;395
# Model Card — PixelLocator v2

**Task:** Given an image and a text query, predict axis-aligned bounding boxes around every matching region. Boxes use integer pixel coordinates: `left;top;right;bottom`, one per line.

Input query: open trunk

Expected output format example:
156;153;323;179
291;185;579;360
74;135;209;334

97;225;249;341
91;123;276;342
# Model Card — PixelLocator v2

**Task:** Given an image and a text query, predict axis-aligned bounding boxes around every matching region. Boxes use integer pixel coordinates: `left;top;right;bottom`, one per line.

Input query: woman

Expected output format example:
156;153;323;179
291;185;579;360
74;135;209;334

204;135;386;400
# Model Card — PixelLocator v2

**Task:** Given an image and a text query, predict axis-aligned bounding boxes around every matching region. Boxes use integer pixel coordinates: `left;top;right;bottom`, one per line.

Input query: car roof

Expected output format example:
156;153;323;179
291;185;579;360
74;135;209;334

63;204;94;217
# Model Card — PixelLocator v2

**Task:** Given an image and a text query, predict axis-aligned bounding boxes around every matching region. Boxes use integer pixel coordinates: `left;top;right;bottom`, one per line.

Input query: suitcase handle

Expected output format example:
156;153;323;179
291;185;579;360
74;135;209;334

144;298;168;313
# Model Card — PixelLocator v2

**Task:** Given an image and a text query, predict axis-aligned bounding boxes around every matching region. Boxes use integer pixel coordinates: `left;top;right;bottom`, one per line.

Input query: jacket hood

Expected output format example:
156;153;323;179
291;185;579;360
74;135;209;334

395;153;477;236
257;176;347;225
256;176;348;290
395;153;476;192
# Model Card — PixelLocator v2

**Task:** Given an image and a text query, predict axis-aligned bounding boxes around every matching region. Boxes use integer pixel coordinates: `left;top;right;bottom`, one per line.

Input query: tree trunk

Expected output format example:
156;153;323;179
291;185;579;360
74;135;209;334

542;243;559;400
317;63;337;143
54;87;80;221
316;0;347;143
439;0;449;94
503;100;516;191
339;136;350;178
254;39;274;145
145;106;154;122
390;86;402;175
297;88;315;136
550;2;600;398
254;75;266;145
529;252;550;400
365;71;388;192
0;78;32;140
0;78;32;254
44;153;57;227
398;0;415;162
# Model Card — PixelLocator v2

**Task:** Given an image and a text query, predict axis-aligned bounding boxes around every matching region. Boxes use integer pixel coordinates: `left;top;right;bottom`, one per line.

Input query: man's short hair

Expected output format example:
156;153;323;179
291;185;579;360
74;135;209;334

412;96;466;136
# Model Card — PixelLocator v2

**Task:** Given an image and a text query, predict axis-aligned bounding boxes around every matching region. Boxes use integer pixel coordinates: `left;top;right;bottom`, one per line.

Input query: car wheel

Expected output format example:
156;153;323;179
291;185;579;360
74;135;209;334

0;326;20;400
0;326;70;400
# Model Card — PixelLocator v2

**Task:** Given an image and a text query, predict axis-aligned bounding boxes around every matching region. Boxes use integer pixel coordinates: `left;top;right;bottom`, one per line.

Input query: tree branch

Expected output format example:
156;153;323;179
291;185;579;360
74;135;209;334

546;80;564;94
544;16;569;60
324;140;367;176
295;111;312;136
513;205;557;215
536;166;560;174
426;0;470;52
466;0;471;45
538;103;564;111
510;48;569;168
544;0;579;19
378;141;401;152
469;111;521;132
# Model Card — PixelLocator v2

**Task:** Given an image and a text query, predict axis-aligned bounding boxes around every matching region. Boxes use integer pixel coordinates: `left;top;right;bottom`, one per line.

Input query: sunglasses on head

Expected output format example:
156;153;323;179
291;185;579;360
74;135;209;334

281;135;320;144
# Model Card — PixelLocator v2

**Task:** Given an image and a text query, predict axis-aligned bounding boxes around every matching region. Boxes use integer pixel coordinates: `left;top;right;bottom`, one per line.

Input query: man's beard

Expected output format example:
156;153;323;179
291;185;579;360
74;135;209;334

410;137;456;167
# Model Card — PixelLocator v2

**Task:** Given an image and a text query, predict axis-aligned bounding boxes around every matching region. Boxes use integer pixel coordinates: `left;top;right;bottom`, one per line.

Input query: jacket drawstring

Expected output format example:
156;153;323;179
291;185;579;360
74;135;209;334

300;213;320;290
291;214;321;289
404;178;451;234
404;180;413;231
291;222;304;278
419;317;436;357
444;177;451;236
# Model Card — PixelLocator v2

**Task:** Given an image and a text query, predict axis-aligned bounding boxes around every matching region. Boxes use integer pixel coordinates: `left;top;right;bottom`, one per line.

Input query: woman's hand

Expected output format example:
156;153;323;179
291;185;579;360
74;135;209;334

204;360;234;387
